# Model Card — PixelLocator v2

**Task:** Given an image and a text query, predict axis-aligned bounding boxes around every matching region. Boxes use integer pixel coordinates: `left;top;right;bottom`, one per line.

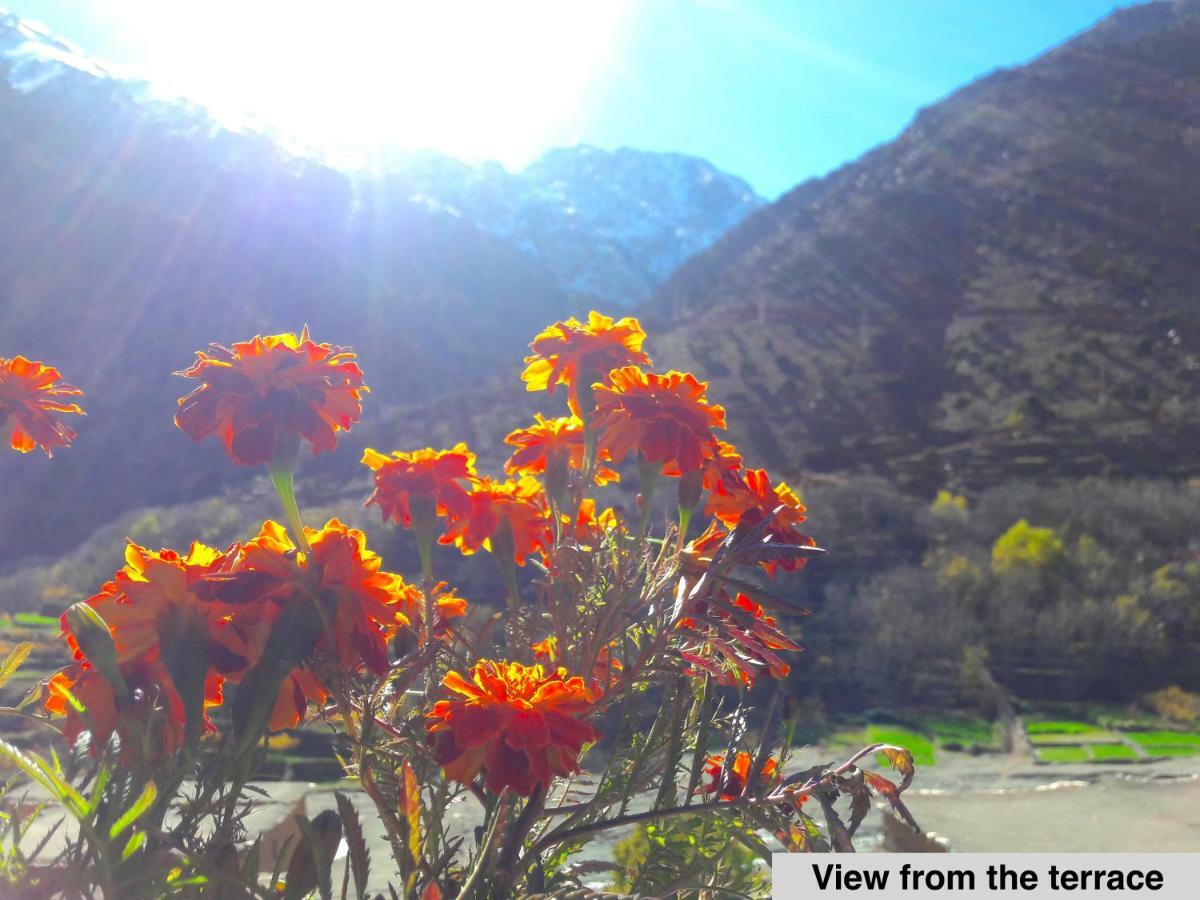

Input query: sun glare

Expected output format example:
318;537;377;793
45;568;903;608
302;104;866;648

113;0;633;167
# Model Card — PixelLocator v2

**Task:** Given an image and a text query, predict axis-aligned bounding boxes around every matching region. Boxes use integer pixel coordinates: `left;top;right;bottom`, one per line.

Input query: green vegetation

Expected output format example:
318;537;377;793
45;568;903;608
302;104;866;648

867;726;935;767
610;817;768;896
1026;722;1118;744
11;612;57;628
1140;745;1200;758
919;715;1000;751
1126;731;1200;748
1036;745;1090;764
828;716;1002;766
799;479;1200;713
991;520;1066;574
1026;721;1103;735
1089;744;1138;762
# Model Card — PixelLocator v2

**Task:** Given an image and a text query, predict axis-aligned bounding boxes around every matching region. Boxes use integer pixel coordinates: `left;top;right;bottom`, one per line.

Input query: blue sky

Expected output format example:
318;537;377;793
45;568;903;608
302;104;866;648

6;1;1136;197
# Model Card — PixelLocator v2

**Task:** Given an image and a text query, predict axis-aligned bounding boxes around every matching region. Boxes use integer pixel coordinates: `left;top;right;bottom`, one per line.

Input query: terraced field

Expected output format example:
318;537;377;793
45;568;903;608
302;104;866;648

1027;719;1200;765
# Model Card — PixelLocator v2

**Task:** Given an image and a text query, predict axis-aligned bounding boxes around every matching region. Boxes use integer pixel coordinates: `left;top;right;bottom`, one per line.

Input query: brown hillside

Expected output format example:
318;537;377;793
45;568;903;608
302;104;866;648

646;0;1200;492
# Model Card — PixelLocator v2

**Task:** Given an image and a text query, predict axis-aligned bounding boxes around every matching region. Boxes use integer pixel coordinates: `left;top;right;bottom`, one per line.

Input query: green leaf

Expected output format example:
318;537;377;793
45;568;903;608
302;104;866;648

109;781;157;839
122;830;147;859
87;767;112;814
0;739;63;799
0;642;33;691
29;751;87;817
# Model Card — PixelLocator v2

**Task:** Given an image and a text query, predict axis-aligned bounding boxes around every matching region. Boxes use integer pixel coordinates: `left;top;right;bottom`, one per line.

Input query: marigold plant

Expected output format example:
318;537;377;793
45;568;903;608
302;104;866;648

3;318;919;899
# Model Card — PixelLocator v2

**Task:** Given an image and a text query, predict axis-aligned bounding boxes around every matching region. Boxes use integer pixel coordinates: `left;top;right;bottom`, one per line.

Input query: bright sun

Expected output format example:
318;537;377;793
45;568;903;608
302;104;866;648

115;0;633;167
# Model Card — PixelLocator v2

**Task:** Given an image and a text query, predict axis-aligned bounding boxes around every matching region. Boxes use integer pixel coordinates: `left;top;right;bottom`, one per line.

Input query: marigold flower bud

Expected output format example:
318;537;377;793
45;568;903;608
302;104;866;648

62;602;128;700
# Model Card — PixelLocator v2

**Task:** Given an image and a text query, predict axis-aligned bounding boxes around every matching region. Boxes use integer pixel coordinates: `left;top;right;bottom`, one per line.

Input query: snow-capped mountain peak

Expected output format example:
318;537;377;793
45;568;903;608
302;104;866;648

376;144;764;305
0;9;763;307
0;7;113;91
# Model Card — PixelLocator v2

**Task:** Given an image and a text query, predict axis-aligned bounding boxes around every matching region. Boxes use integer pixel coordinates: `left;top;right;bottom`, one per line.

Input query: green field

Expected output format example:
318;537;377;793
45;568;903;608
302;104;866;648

827;724;937;767
1140;745;1200;758
1126;730;1200;747
1026;721;1098;735
827;714;1008;768
918;715;1001;751
1089;743;1139;761
1025;721;1117;743
1036;745;1091;763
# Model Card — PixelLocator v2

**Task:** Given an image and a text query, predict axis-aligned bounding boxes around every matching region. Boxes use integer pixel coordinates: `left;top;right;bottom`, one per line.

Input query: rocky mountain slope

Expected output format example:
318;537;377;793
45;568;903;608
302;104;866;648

646;0;1200;493
378;146;762;305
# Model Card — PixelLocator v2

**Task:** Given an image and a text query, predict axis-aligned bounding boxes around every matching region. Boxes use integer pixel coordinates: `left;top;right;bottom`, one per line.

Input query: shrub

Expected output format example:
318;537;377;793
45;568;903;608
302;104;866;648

991;519;1066;574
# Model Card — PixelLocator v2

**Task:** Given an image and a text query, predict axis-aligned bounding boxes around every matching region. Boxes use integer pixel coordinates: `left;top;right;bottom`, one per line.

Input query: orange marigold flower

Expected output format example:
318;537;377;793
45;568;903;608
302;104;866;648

266;668;331;733
394;581;468;647
532;635;623;697
565;498;621;547
440;477;552;566
705;469;815;577
362;443;477;528
45;657;221;759
426;660;601;796
704;751;781;801
522;311;651;416
175;328;367;466
66;541;257;677
504;414;619;487
592;367;726;476
680;520;727;577
0;355;84;456
664;439;743;491
227;519;412;678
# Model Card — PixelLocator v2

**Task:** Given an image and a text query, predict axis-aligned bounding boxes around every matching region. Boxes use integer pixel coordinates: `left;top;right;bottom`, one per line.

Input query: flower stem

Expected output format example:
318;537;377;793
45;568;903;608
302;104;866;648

269;462;312;556
677;504;694;552
637;458;660;536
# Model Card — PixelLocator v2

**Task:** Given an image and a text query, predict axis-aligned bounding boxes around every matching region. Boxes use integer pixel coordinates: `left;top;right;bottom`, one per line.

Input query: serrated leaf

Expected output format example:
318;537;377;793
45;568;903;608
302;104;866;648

285;810;341;900
109;781;157;839
875;745;915;791
862;770;921;832
817;794;854;852
241;836;263;879
335;791;370;900
15;683;41;711
28;816;65;862
0;740;63;803
845;781;871;837
0;642;33;691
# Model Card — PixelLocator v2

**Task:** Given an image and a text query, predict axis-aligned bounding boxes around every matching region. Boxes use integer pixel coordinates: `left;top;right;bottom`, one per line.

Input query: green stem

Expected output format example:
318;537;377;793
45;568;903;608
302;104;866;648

684;676;714;805
413;514;435;585
499;560;521;616
677;504;694;552
269;463;312;556
638;459;660;536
